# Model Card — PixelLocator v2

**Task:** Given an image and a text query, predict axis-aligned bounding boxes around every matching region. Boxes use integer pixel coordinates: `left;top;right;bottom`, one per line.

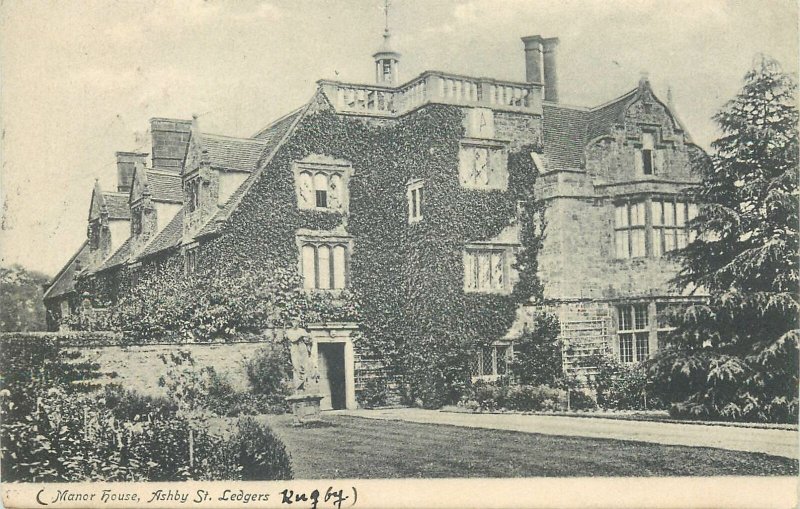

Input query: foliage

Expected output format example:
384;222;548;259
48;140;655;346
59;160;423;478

0;335;104;421
584;354;662;411
0;341;292;482
652;56;799;423
74;104;546;408
0;385;290;482
356;375;389;409
244;341;293;404
1;264;49;332
225;417;292;480
509;313;562;386
462;379;566;412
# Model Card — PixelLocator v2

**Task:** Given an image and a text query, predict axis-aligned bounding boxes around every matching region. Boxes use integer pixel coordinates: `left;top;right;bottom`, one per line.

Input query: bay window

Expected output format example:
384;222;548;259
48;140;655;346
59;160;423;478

651;199;698;257
615;202;646;259
615;198;698;259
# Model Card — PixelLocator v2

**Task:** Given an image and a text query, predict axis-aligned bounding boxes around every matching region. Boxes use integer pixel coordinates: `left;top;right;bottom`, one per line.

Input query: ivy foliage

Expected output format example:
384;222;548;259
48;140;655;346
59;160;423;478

651;56;799;423
75;103;546;408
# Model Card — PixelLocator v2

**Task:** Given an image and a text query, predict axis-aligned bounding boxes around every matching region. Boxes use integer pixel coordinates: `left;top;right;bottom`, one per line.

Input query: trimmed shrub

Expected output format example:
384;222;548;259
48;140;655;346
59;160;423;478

226;417;292;480
464;380;566;412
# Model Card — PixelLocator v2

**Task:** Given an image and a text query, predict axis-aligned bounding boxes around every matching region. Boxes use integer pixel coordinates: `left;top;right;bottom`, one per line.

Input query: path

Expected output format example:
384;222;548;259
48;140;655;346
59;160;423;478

338;408;799;459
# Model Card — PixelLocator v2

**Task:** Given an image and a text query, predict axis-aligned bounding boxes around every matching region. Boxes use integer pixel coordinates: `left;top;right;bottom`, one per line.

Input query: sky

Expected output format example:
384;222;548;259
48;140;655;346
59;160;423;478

1;0;797;277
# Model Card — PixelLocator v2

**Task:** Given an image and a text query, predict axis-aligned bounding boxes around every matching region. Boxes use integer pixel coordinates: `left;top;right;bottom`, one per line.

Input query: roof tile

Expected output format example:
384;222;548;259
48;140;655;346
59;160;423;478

138;209;184;259
146;170;182;203
102;192;130;220
201;134;267;172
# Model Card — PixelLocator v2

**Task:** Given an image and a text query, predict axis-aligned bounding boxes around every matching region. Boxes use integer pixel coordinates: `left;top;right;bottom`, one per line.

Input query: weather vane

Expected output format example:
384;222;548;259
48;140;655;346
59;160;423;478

384;0;390;33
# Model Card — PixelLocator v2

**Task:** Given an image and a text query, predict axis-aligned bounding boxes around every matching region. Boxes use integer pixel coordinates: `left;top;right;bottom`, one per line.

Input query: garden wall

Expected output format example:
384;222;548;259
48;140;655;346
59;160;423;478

0;332;266;397
83;342;265;396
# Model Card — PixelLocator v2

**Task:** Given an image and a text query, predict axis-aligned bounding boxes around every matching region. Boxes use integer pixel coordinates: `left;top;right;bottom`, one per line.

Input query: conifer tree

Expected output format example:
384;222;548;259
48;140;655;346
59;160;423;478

651;56;799;423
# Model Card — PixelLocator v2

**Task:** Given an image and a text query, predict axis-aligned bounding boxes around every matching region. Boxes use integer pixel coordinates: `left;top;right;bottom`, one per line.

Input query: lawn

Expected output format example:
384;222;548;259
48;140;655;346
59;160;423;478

263;414;798;478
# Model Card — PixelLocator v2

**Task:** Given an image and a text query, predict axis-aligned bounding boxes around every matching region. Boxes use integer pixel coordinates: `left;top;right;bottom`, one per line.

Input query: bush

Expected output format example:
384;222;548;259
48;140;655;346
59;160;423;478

356;376;388;409
509;313;563;386
0;384;293;482
464;379;566;412
245;342;293;404
585;354;664;411
225;417;292;480
567;389;597;411
506;384;565;412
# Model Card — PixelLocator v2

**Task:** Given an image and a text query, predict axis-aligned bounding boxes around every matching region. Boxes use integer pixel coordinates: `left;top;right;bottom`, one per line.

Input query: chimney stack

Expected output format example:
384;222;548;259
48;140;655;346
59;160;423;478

521;35;559;102
115;152;148;193
149;118;192;172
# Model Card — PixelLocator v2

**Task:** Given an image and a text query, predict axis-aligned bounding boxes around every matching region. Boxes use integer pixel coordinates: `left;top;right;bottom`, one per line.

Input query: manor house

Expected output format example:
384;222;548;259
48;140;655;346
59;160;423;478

43;31;704;409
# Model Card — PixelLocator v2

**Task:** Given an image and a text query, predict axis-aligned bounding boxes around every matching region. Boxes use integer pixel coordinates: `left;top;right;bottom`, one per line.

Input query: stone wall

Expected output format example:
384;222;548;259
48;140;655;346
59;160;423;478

77;341;266;397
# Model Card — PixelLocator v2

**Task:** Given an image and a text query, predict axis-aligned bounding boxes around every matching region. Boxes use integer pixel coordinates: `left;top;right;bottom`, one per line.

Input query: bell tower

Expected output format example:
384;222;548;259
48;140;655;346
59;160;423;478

373;0;400;85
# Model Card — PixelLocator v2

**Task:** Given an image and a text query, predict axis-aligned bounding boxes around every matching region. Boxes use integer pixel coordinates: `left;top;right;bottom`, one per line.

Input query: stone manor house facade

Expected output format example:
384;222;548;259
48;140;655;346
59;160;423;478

43;32;705;409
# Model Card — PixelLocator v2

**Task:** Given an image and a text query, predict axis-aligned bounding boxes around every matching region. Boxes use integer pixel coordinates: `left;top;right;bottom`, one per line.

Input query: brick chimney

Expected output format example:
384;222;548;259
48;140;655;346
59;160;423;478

149;118;192;171
522;35;559;102
115;152;148;193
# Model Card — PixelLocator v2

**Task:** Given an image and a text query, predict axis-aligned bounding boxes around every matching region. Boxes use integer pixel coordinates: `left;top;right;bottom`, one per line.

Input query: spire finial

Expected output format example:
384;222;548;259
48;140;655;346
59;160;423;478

384;0;390;33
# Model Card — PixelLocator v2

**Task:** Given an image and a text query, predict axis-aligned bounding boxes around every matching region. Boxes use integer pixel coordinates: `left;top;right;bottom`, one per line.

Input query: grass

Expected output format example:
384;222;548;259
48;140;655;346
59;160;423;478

263;414;798;479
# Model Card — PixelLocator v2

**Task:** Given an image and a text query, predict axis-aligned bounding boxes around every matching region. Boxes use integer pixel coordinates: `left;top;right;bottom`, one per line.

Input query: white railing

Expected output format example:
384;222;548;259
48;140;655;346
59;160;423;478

319;71;541;117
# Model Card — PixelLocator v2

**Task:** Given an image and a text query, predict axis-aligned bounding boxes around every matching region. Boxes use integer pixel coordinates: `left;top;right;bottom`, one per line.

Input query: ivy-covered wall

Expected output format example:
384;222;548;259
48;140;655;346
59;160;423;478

77;100;546;407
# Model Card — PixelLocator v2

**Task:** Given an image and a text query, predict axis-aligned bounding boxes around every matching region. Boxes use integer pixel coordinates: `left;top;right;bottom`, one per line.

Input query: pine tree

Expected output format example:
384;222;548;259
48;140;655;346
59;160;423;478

651;56;799;423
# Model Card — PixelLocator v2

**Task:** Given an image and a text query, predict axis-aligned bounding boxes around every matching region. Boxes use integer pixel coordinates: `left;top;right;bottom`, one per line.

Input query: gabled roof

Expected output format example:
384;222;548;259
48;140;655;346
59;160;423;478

139;169;182;203
252;108;303;141
199;134;268;173
96;237;134;272
542;82;676;171
138;209;184;260
102;192;131;220
195;106;307;238
585;88;638;142
542;103;589;170
43;241;90;301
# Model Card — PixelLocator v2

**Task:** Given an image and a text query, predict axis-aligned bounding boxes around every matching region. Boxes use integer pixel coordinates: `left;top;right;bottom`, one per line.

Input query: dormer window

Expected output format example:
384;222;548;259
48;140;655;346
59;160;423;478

294;157;352;213
88;223;100;250
407;179;424;223
131;205;143;235
186;177;201;212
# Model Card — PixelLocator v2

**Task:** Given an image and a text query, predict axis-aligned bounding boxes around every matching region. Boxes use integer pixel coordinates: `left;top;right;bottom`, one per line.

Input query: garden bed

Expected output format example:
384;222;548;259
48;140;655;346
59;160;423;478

440;406;798;430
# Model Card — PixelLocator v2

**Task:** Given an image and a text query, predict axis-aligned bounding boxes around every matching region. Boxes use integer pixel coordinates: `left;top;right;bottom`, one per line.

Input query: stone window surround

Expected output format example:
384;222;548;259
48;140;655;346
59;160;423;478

293;158;354;213
184;174;203;213
406;178;424;224
296;232;354;292
183;243;199;276
463;241;519;295
130;203;144;235
471;340;514;381
610;297;700;363
613;194;697;260
617;303;649;363
458;137;510;191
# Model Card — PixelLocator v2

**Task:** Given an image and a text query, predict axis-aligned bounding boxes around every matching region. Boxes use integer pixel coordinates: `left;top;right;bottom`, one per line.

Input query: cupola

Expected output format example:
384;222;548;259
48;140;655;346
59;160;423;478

373;1;400;85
